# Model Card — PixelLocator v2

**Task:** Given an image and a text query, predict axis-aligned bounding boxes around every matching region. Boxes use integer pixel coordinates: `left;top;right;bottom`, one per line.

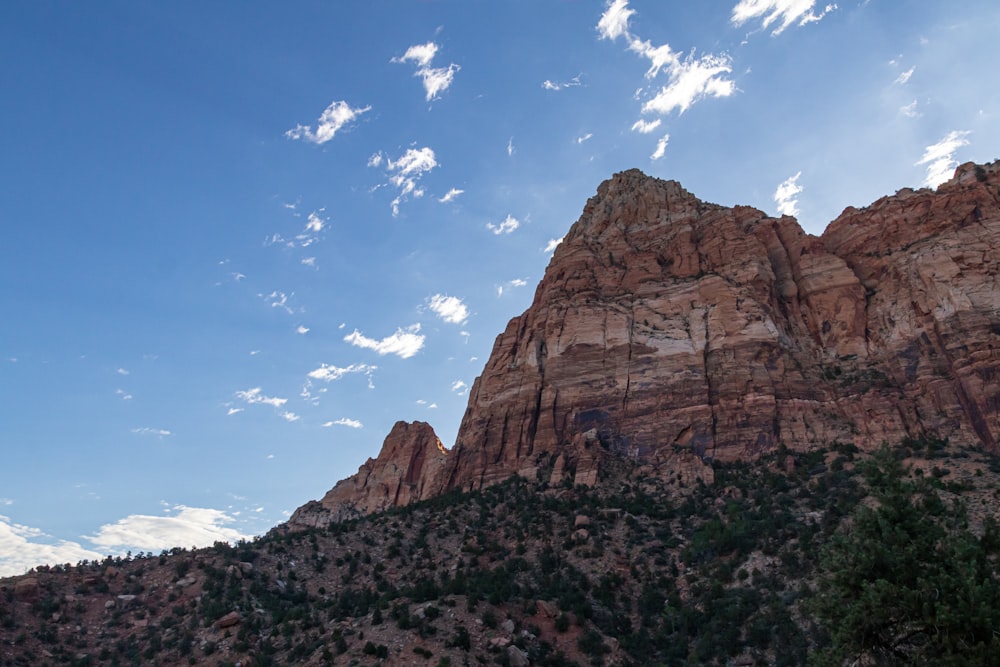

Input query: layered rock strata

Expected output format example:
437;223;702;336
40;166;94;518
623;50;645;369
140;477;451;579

291;161;1000;528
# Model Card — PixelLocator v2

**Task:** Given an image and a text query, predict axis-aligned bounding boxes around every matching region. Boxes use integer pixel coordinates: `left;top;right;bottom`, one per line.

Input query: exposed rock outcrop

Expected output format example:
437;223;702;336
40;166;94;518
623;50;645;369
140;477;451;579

292;161;1000;527
289;421;448;527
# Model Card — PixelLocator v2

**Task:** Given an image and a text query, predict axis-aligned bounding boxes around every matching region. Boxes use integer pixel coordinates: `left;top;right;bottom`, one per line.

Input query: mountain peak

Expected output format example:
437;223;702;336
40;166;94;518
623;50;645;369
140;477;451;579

294;160;1000;528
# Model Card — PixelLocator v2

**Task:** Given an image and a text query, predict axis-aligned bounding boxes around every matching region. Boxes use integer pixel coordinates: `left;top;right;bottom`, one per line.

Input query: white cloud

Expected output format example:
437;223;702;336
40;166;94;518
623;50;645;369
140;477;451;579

577;133;593;144
235;387;287;408
376;147;439;216
895;66;915;85
116;368;130;376
650;133;670;160
731;0;837;35
428;294;469;324
280;411;300;422
344;324;425;359
542;75;583;91
323;418;363;429
916;130;971;188
544;237;564;253
439;188;464;203
900;100;920;118
628;38;680;79
451;380;468;395
227;407;244;416
631;118;662;134
392;41;460;101
131;427;171;437
774;171;804;216
87;505;248;553
301;257;316;267
419;64;461;101
507;137;515;157
510;278;528;287
597;0;636;41
304;212;324;233
641;52;735;115
296;325;310;335
598;3;735;116
116;389;133;401
0;515;102;577
259;290;297;315
394;42;438;68
285;100;371;145
307;363;377;382
487;214;520;235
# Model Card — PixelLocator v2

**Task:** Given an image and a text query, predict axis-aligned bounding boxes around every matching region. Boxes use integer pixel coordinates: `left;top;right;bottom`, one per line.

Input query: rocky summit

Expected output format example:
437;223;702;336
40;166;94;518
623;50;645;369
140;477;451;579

294;161;1000;528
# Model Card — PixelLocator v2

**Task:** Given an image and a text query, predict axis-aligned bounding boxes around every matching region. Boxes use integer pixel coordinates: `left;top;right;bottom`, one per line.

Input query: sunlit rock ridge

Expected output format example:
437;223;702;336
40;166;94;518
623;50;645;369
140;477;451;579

291;160;1000;527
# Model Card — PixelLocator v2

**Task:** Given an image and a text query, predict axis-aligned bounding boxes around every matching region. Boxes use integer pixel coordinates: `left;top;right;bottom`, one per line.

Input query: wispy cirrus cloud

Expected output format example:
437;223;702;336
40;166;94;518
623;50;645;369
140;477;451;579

598;1;735;121
730;0;837;36
344;324;425;359
86;505;248;553
438;188;464;203
895;66;915;85
916;130;971;188
487;214;520;235
542;74;583;91
428;294;469;325
235;387;287;408
370;147;439;216
307;363;377;383
258;290;299;315
544;237;564;254
322;418;363;429
451;380;469;396
774;171;804;216
392;41;460;101
631;118;662;134
285;100;370;144
131;427;171;438
650;133;670;160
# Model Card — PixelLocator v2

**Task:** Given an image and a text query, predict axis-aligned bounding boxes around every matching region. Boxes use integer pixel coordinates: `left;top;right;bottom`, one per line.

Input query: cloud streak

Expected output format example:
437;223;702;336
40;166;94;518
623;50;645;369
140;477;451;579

916;130;971;188
731;0;837;35
344;324;425;359
285;100;370;144
598;1;735;120
487;214;520;235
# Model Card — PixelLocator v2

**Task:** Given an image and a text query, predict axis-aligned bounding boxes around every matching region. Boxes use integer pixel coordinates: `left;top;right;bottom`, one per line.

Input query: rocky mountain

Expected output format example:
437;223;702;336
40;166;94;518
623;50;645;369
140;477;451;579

293;160;1000;528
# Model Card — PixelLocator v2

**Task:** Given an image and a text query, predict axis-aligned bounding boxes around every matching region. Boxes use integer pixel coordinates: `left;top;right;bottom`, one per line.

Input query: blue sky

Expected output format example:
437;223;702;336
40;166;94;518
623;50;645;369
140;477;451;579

2;0;998;575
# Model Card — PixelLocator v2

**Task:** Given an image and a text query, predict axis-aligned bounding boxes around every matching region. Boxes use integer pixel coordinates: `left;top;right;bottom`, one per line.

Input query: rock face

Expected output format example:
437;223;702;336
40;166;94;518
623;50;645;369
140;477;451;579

291;161;1000;527
289;421;448;527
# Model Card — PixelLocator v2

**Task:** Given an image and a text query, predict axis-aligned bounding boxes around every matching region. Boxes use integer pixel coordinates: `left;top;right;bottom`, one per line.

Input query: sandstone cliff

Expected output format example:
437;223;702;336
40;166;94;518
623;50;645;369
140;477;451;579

291;161;1000;528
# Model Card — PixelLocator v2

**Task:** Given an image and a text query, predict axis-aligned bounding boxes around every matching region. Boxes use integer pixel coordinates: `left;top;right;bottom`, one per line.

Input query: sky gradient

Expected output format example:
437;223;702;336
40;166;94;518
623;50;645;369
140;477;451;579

2;0;999;575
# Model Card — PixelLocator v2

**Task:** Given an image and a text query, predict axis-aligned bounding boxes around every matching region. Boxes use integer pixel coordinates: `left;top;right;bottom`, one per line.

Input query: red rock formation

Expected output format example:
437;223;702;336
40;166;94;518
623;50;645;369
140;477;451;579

292;161;1000;526
289;421;448;527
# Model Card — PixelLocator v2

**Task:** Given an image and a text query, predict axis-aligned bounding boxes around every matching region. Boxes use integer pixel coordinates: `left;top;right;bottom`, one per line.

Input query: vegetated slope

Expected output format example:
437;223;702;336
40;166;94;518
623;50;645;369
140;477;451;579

297;160;1000;528
2;439;999;666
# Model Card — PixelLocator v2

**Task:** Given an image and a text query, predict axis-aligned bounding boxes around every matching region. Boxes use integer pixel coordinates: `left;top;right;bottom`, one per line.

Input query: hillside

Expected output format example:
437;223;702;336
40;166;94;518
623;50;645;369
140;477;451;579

2;440;999;665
